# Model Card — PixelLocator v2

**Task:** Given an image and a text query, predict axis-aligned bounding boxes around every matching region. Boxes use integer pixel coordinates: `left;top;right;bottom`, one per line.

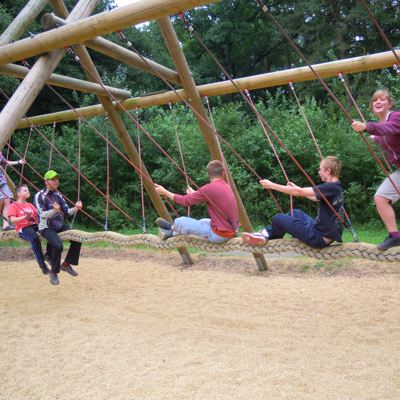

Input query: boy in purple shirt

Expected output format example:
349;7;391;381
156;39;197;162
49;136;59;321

352;89;400;250
154;160;239;242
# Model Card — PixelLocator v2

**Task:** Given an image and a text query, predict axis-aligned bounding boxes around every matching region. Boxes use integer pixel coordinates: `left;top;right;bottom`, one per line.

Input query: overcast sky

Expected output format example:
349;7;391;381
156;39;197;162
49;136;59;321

114;0;140;7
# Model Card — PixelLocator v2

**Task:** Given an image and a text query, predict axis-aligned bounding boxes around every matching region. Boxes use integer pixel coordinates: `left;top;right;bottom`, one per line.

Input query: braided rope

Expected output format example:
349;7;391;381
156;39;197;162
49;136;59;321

0;230;399;262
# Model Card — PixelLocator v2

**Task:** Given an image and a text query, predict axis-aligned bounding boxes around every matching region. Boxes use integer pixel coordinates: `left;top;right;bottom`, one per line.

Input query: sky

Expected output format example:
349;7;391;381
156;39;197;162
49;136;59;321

114;0;140;7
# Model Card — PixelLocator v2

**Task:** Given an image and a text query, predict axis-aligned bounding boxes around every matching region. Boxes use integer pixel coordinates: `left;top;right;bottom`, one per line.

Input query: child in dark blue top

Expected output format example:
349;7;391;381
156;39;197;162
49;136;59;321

242;156;344;248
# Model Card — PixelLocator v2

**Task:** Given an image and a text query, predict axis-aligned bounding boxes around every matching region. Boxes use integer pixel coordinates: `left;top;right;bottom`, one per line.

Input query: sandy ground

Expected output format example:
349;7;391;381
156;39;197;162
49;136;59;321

0;247;400;400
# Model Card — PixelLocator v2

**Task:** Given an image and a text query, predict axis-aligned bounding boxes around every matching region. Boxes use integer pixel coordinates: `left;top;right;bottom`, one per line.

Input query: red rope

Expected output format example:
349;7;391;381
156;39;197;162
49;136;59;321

169;102;190;217
48;121;56;169
18;125;32;185
105;126;110;230
288;82;323;160
77;118;82;202
244;90;294;214
358;0;400;66
4;138;11;173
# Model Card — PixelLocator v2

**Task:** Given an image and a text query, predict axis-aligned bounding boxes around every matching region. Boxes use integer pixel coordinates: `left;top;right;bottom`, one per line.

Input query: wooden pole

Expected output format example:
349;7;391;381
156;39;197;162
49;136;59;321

53;3;193;264
42;13;181;85
158;17;268;271
0;63;132;99
0;0;100;150
0;0;216;66
0;0;50;46
36;0;192;263
16;49;400;129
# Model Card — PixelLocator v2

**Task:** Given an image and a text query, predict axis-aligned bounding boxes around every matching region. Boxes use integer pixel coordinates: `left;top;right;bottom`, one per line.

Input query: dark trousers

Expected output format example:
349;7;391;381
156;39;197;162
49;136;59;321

265;209;329;249
41;226;81;273
18;225;45;268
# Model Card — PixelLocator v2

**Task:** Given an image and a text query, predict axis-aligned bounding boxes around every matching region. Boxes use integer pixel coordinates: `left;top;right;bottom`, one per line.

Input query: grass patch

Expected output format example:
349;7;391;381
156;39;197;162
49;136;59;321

342;223;386;244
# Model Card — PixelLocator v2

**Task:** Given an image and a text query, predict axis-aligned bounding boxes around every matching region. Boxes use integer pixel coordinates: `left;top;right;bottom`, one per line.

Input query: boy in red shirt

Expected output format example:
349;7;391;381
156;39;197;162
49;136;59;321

154;160;239;242
8;184;49;275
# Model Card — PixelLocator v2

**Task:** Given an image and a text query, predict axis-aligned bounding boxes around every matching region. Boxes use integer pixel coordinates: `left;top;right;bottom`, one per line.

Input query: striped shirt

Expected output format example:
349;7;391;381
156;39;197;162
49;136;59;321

34;189;76;231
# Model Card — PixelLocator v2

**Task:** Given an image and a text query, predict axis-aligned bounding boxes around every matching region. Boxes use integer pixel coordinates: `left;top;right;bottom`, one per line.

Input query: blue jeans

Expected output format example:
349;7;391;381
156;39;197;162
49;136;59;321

264;209;329;248
173;217;228;243
19;225;46;268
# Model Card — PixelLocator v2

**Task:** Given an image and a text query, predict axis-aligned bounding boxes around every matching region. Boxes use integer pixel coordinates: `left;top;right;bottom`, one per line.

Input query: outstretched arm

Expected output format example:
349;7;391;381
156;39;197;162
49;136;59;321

154;184;176;201
155;183;206;206
260;179;317;200
6;159;25;166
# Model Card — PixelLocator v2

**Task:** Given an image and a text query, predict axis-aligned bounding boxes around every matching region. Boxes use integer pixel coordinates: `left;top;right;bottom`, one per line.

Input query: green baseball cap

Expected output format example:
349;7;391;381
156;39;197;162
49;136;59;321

44;170;59;180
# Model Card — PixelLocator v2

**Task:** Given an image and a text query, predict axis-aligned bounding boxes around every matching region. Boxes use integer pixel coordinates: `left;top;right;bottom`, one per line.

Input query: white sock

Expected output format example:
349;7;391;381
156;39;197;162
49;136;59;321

259;228;269;239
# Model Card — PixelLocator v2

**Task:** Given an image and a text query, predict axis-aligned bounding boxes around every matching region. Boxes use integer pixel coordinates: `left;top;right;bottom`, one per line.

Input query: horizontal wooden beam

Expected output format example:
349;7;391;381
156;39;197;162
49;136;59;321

16;49;399;129
0;63;131;99
0;0;216;66
42;13;181;85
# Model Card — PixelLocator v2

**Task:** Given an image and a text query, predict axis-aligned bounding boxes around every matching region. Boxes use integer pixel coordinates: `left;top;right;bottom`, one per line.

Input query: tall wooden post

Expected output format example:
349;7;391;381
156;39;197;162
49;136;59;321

50;2;193;265
0;0;100;150
158;17;268;271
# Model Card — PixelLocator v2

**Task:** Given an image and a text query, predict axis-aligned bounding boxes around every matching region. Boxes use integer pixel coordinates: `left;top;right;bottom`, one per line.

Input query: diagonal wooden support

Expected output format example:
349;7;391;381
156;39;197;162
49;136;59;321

157;17;268;271
0;0;51;198
0;0;101;150
42;13;181;85
52;2;193;265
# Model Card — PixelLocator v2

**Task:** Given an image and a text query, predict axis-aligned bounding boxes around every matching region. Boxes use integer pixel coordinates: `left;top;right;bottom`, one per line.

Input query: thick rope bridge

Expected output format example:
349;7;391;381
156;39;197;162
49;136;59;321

1;229;400;262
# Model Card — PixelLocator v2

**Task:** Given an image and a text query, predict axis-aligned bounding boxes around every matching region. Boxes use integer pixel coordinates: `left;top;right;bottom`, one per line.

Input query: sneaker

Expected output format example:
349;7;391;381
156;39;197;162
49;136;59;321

158;228;173;240
259;228;270;238
2;226;14;232
377;235;400;251
61;262;78;277
40;264;51;275
242;232;268;246
49;272;59;285
156;217;173;230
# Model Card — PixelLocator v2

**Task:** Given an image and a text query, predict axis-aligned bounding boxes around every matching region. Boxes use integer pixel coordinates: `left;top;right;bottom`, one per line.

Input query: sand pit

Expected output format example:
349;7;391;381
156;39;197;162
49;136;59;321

0;247;399;400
